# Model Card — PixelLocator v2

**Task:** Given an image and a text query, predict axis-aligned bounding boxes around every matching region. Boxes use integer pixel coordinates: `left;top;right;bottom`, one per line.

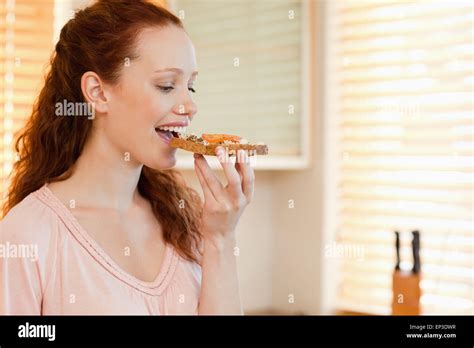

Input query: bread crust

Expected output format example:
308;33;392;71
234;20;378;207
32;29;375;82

170;137;268;156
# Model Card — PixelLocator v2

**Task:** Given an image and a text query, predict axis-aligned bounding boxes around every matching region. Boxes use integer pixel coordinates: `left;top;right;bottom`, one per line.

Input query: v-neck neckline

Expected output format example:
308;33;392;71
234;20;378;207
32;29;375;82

34;183;179;296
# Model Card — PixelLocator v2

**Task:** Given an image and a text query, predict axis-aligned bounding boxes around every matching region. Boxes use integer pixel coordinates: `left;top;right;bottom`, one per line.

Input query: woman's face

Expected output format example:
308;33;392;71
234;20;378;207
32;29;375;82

101;25;198;170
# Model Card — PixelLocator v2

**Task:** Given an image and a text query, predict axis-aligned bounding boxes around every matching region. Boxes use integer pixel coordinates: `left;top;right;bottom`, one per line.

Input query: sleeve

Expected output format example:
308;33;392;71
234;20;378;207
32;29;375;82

0;235;42;314
0;196;60;315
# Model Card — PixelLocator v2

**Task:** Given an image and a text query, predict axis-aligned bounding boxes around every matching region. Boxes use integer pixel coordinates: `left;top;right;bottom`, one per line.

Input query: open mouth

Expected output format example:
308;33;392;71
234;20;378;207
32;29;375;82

155;128;182;138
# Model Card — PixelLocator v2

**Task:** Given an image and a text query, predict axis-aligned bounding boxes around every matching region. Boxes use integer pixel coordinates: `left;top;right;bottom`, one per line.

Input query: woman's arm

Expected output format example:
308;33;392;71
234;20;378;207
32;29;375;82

198;235;242;315
0;219;44;315
193;147;254;315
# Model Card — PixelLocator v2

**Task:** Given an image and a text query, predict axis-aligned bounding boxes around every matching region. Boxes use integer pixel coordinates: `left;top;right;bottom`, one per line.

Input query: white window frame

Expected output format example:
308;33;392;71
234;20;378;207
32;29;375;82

169;0;313;170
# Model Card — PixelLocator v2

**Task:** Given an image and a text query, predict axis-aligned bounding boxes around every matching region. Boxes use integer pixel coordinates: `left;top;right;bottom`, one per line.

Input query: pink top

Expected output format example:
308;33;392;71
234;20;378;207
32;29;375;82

0;184;202;315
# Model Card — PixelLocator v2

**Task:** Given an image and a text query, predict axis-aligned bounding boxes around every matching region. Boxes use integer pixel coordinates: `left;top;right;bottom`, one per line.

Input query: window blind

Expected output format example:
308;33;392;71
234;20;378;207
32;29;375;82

171;0;305;159
331;0;473;315
0;0;54;216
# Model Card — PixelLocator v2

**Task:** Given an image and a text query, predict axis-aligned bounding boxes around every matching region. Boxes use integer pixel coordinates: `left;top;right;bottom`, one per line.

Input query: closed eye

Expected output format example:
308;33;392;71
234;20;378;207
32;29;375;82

156;86;196;93
157;86;174;92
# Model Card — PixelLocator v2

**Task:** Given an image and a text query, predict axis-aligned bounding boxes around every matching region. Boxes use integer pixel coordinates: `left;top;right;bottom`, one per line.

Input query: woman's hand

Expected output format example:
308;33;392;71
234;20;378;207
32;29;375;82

193;147;255;247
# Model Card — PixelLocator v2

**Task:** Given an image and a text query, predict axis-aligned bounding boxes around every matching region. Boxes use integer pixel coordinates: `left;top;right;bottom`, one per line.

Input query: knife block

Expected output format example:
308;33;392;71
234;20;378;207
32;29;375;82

391;270;421;315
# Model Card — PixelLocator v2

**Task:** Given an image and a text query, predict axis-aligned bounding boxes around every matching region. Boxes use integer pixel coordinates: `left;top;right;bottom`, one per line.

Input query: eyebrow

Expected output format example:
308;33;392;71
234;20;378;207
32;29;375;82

154;68;198;76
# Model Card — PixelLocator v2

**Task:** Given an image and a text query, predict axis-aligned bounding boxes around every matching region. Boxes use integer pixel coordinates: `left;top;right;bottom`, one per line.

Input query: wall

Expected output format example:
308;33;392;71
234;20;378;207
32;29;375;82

270;0;324;315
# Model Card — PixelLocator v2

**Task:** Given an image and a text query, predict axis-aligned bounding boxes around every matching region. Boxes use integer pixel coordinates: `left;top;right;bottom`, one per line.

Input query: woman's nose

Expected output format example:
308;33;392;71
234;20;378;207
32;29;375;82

174;101;197;117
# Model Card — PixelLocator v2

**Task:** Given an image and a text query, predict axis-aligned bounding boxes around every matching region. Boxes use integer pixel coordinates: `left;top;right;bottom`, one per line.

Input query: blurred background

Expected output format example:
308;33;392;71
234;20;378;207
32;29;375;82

0;0;472;315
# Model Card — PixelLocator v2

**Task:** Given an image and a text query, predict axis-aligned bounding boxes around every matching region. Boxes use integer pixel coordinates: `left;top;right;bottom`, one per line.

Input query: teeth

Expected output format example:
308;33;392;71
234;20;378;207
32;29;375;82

156;126;187;133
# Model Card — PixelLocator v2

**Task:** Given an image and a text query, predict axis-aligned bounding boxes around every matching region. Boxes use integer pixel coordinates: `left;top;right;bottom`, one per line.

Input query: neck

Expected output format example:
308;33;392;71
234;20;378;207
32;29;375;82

65;131;144;214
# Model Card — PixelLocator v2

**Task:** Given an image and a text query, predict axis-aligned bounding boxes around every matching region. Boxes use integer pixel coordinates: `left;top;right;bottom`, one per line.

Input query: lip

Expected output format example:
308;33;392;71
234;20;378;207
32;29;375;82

155;121;190;128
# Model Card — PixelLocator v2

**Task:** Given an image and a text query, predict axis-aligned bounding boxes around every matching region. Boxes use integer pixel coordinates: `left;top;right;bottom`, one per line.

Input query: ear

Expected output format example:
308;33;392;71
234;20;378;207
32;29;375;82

80;71;108;114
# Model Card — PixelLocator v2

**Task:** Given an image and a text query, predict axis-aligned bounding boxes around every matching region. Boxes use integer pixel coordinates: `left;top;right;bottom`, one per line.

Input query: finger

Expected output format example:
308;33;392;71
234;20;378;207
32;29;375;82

216;146;242;197
194;153;226;201
235;150;255;202
194;156;218;204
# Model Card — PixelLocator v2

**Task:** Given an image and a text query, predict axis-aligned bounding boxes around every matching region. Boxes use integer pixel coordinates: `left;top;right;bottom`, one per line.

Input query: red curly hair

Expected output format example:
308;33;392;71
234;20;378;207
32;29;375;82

3;0;203;263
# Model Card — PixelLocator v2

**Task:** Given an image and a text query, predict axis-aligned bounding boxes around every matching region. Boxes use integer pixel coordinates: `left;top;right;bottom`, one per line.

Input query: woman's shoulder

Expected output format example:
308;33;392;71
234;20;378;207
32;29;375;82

1;185;63;243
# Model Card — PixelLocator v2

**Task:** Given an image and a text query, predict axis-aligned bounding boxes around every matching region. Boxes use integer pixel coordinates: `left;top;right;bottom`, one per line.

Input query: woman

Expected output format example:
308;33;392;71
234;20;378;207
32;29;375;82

0;0;254;315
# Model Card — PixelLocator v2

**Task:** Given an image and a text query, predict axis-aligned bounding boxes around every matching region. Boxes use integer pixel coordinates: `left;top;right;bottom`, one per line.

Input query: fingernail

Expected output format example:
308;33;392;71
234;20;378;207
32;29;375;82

216;147;224;156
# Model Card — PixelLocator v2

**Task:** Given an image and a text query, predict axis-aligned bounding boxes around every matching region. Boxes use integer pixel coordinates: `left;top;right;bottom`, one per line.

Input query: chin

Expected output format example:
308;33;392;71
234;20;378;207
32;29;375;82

146;155;177;171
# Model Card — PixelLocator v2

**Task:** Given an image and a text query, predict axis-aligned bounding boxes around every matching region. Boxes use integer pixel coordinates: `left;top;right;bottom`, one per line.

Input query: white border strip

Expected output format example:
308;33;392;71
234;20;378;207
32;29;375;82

320;0;341;315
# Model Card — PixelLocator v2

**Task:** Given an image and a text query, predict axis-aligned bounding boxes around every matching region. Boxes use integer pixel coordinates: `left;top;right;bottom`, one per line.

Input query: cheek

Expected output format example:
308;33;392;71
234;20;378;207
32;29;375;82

150;89;174;114
109;79;174;140
112;85;156;126
104;95;147;142
136;84;173;121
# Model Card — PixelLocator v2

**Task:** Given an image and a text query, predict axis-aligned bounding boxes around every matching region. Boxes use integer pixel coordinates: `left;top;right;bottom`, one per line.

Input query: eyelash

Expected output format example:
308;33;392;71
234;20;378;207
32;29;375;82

157;86;196;93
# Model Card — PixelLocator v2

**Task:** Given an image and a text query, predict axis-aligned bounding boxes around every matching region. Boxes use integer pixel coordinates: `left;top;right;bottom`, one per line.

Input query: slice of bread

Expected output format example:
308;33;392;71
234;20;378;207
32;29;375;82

170;134;268;156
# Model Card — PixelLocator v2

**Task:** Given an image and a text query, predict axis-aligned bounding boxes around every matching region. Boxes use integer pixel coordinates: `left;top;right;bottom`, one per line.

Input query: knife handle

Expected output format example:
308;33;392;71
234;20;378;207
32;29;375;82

395;231;401;271
412;230;421;274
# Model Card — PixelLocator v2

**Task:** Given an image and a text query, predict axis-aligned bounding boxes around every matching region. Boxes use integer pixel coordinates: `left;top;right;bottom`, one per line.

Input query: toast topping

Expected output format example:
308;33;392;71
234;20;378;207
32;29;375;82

176;132;261;147
178;133;209;145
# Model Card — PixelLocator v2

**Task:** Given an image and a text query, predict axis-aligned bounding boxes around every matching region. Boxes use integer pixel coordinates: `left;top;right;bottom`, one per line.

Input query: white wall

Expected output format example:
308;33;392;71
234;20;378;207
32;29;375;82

270;0;324;315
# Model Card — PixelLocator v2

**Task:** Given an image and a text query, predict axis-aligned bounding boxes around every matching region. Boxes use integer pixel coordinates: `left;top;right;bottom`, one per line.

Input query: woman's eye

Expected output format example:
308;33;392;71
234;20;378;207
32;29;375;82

156;86;195;93
157;86;174;92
